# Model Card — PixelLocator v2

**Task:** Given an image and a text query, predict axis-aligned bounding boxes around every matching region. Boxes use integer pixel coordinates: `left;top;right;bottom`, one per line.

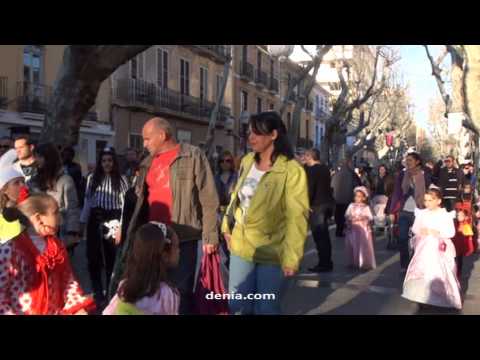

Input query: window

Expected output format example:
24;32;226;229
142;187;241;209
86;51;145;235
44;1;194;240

216;74;223;104
256;97;262;113
241;90;248;112
157;49;168;89
200;67;208;103
269;103;274;111
180;59;190;96
24;45;43;85
177;129;192;144
287;112;292;129
129;134;143;152
270;59;275;80
242;45;248;63
257;50;262;71
130;52;145;80
96;140;108;157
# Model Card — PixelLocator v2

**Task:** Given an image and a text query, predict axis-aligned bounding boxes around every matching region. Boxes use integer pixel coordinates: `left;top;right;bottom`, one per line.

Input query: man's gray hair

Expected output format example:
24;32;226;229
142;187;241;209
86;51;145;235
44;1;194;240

150;117;174;140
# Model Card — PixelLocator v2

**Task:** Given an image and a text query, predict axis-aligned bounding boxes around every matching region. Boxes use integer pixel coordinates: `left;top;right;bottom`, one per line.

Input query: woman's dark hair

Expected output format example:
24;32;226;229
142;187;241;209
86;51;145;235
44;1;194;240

217;151;235;175
249;111;294;164
306;148;321;162
119;223;174;304
33;143;63;191
407;152;423;167
90;148;123;195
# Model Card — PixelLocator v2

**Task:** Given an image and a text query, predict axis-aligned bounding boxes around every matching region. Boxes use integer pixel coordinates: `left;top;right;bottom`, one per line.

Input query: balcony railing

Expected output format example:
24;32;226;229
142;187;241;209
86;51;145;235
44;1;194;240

255;69;268;87
114;78;230;123
16;82;53;114
240;61;254;81
192;45;231;63
269;77;279;93
0;77;7;109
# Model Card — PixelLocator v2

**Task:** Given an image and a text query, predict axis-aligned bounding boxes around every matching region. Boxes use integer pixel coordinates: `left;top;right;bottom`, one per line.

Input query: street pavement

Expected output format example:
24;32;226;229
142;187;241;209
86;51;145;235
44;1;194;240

281;226;480;315
70;226;480;315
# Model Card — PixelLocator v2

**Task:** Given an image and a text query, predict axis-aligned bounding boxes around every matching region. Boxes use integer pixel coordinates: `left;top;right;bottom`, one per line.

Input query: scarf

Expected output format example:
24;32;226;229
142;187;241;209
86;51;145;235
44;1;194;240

13;232;70;315
401;167;426;209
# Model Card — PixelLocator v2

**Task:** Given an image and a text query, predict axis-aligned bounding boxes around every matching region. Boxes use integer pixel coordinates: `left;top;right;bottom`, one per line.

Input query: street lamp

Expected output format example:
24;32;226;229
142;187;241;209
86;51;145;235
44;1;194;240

268;45;295;60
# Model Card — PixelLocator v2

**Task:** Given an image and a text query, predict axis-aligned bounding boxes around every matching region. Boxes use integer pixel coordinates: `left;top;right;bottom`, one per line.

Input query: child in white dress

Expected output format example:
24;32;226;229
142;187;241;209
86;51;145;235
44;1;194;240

402;188;462;309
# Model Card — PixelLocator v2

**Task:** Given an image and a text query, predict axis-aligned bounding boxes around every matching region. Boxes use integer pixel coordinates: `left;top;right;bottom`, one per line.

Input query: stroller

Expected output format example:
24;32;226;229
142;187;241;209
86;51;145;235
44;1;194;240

371;195;397;250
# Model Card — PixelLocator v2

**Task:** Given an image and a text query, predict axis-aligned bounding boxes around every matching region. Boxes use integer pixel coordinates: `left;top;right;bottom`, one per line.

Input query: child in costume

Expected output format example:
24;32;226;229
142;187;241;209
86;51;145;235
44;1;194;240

103;222;180;315
344;186;376;270
452;209;475;278
402;187;462;309
0;188;94;315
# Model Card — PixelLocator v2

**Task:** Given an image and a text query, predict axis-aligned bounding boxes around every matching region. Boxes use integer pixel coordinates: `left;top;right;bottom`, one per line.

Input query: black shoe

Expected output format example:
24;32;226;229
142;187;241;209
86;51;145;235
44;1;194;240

308;264;333;273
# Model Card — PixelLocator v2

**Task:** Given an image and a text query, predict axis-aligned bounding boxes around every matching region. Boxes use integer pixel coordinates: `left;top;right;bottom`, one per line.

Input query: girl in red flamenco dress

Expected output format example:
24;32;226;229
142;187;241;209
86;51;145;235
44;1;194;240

0;188;95;315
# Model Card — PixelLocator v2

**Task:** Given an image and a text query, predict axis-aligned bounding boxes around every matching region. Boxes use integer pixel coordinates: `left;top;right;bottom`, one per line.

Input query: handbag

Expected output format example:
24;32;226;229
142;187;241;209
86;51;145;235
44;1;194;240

193;252;230;315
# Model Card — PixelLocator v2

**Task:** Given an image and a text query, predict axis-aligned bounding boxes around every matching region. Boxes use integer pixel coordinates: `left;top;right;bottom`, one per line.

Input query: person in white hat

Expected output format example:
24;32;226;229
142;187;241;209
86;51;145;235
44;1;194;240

0;166;25;244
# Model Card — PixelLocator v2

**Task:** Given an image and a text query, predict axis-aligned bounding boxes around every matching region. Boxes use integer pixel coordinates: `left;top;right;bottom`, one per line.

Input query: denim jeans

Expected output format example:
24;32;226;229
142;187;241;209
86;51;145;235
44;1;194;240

398;211;415;269
228;254;284;315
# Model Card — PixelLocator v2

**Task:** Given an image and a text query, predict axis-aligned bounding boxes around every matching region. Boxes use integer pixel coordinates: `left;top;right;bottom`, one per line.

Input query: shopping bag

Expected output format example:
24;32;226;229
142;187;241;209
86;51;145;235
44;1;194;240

194;252;230;315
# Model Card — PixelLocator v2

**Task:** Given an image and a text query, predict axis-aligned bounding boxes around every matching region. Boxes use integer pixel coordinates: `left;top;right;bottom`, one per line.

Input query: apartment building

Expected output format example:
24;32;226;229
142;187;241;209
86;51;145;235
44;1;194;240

230;45;281;154
0;45;114;171
106;45;234;156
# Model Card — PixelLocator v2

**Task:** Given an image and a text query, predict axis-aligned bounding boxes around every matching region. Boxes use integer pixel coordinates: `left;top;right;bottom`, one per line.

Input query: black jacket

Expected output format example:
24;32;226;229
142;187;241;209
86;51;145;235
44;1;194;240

438;167;464;201
305;163;334;207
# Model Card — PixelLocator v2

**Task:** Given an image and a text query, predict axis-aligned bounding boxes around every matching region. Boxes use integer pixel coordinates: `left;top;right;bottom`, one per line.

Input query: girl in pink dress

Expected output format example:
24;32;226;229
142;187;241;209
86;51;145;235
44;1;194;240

103;222;180;315
402;188;462;309
344;186;376;270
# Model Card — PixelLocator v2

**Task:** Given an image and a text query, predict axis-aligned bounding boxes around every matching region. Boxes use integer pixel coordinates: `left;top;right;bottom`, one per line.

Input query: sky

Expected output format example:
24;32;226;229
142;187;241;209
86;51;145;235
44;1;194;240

397;45;446;133
290;45;446;134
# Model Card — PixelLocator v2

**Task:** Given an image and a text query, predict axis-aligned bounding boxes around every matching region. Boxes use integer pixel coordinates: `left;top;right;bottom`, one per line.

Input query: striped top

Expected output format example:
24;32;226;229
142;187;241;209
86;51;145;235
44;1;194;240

80;174;129;223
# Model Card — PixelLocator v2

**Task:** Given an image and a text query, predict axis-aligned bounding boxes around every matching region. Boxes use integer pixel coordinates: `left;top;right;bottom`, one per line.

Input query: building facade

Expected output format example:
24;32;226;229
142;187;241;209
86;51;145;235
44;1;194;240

0;45;114;172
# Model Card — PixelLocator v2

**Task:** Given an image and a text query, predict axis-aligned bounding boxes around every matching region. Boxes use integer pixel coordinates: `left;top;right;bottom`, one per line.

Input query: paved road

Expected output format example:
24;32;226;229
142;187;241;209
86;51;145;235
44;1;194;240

281;226;480;315
70;227;480;315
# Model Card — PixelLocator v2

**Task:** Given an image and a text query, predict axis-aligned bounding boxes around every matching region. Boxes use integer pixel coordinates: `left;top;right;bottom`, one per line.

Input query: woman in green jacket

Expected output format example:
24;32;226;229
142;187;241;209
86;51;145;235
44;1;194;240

222;112;309;315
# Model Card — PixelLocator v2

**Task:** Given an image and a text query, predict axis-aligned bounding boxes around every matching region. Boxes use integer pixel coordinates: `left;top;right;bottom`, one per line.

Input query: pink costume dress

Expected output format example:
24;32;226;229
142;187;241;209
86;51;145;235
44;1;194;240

103;282;180;315
402;208;462;309
344;203;376;270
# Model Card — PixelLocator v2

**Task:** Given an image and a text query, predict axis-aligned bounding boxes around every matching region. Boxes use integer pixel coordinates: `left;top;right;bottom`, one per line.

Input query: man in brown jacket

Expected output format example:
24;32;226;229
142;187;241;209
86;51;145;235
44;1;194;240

111;117;219;314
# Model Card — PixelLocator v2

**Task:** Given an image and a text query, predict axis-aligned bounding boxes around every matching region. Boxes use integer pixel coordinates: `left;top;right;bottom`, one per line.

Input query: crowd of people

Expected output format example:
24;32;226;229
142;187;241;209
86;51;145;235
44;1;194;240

0;111;478;315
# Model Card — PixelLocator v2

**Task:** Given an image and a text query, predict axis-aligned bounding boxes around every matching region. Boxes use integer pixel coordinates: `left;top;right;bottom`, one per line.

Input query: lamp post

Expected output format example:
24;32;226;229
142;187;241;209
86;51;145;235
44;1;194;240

267;45;295;60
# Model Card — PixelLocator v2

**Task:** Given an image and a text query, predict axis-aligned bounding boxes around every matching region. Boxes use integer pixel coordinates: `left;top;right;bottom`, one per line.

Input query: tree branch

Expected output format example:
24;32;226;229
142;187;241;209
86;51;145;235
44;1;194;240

424;45;451;113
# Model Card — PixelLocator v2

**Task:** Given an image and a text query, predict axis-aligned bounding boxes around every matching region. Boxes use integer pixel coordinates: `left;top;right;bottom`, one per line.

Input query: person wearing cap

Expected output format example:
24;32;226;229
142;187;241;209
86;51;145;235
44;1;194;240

438;155;464;212
0;163;25;245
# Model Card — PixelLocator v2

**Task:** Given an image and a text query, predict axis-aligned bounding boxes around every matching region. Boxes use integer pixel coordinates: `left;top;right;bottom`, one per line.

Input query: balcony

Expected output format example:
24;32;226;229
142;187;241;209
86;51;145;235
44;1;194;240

190;45;231;63
269;77;279;93
114;78;231;124
16;82;53;114
255;69;268;88
239;61;254;82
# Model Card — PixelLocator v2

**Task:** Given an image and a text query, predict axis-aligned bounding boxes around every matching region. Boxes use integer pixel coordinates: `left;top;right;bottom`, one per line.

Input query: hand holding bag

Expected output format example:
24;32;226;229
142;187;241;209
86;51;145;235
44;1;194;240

194;252;230;315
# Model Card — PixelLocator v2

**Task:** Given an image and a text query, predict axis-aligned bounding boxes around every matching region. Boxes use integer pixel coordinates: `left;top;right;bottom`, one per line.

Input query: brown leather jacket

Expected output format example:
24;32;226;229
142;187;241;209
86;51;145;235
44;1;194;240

127;143;220;245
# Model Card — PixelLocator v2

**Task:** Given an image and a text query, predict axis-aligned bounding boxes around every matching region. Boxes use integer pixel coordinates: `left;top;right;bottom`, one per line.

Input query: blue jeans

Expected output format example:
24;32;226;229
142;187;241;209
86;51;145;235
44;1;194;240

228;254;284;315
398;211;415;269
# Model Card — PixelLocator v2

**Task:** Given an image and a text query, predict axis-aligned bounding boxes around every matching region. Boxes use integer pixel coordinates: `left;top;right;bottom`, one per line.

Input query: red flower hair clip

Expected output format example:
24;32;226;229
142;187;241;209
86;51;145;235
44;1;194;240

18;186;30;204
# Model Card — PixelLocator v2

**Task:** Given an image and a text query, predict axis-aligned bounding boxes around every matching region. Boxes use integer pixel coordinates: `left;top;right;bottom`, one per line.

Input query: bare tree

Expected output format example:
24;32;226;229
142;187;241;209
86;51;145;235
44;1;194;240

40;45;152;147
279;45;333;149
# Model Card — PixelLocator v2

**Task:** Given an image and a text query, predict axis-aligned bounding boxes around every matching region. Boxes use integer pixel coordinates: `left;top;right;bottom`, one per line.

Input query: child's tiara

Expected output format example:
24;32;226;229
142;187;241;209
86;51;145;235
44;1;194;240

149;221;171;244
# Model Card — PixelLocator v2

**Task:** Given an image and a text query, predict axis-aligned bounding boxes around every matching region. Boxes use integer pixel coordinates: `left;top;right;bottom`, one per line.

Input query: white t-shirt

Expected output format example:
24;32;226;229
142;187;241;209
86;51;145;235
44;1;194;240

238;164;266;223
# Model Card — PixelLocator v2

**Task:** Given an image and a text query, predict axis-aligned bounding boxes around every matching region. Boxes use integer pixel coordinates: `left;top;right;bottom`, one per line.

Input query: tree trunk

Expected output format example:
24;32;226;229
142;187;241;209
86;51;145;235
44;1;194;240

205;57;232;160
40;45;152;147
464;46;480;133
